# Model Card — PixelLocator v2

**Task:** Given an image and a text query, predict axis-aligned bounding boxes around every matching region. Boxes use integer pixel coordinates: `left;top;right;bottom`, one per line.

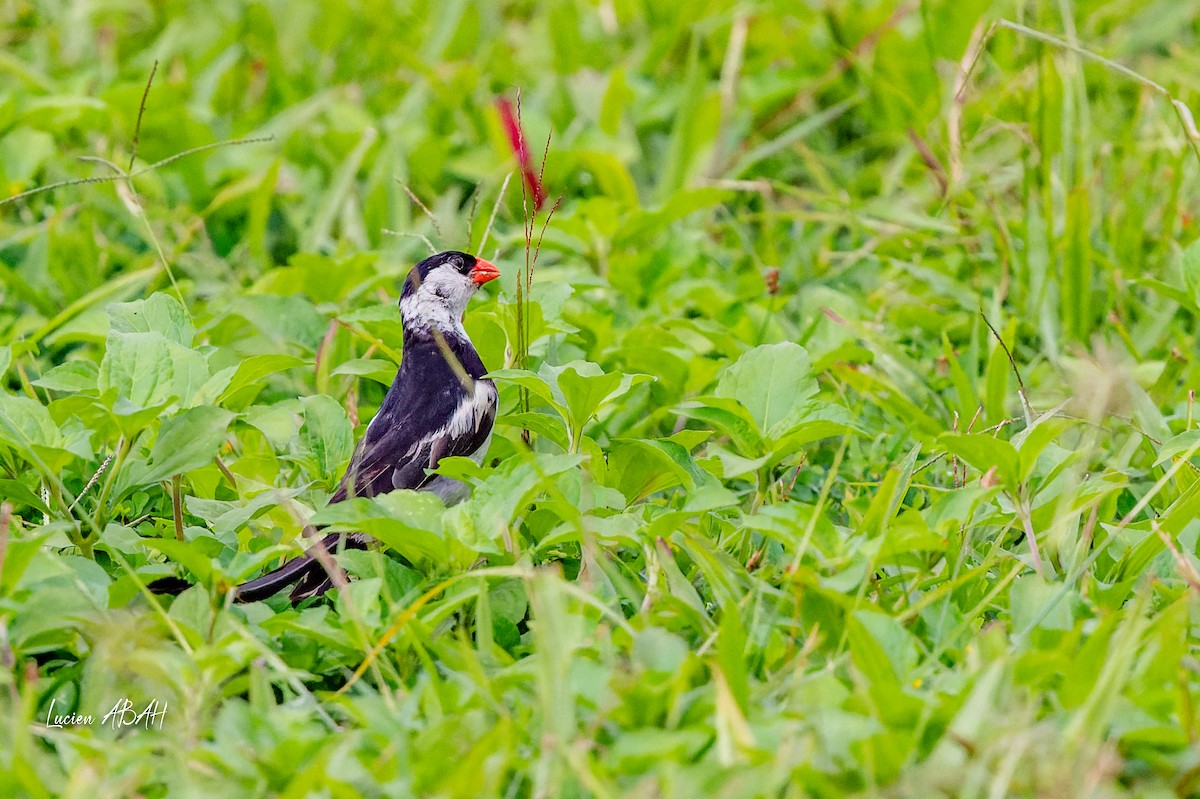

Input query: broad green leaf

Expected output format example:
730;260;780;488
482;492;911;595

32;360;98;392
599;66;631;136
185;488;304;537
604;439;695;503
1010;573;1074;632
0;479;51;514
141;537;215;584
198;353;306;405
1012;406;1071;481
0;390;71;469
492;363;651;447
301;394;354;481
715;342;817;439
233;294;328;351
311;491;456;566
108;292;194;345
488;368;569;420
0;127;55;186
1154;429;1200;467
769;413;856;461
702;443;771;479
676;397;766;456
98;331;209;412
331;358;396;386
445;453;583;554
631;627;689;675
938;432;1021;490
553;361;652;439
846;612;901;690
0;390;63;452
0;528;53;595
136;406;235;484
494;411;570;451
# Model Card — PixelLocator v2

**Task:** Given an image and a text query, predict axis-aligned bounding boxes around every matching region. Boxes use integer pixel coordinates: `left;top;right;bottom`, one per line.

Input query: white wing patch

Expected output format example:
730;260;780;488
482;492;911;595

404;379;497;458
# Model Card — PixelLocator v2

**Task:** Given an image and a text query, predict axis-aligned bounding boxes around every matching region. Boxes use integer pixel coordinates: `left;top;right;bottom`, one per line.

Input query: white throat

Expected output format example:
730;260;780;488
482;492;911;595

400;293;464;334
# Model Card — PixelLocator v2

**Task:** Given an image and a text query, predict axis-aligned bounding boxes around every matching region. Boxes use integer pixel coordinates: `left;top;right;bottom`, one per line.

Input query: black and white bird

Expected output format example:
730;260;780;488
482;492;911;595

151;250;500;603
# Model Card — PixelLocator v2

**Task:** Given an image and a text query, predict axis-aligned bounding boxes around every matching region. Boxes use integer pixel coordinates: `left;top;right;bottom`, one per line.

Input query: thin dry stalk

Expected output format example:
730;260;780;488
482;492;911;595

1155;522;1200;592
708;13;749;177
478;171;512;255
0;502;10;582
67;451;115;512
129;59;159;172
0;136;273;209
401;184;443;240
949;22;986;185
981;309;1035;423
1017;503;1045;578
171;474;184;541
382;228;437;254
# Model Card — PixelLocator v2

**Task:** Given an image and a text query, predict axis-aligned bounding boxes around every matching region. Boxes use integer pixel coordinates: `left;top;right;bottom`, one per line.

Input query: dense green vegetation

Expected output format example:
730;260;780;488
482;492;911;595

2;1;1200;796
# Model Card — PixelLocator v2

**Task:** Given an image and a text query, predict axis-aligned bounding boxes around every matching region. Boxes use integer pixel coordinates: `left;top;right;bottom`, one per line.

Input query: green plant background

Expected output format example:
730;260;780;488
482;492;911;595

2;0;1200;796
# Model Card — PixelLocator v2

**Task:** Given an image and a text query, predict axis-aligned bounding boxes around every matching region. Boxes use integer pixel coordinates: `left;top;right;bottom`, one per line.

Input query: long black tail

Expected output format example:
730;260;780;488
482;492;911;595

147;532;368;604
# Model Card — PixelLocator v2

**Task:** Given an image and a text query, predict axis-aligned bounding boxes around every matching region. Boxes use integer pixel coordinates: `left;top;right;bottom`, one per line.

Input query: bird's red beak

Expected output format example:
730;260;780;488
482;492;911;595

471;257;501;285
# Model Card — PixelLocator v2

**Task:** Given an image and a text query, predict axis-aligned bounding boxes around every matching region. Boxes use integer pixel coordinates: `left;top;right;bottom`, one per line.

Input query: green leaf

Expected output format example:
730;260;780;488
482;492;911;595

330;358;396;386
599;66;631;136
716;606;750;713
604;439;695;504
938;432;1021;490
676;397;766;456
108;292;194;345
715;342;817;439
0;528;53;595
136;406;235;484
1154;429;1200;467
140;537;216;585
0;390;69;469
301;394;354;481
0;127;55;186
185;488;304;537
846;612;901;690
1183;239;1200;303
1012;407;1071;481
98;331;209;413
631;627;689;675
492;363;652;448
445;453;584;554
0;479;51;514
554;361;652;438
32;360;98;393
769;413;856;461
488;368;569;420
311;491;456;566
494;411;570;451
199;353;306;405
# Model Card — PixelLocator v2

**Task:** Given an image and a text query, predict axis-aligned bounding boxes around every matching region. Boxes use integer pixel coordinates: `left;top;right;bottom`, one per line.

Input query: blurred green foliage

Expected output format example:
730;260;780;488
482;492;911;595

2;0;1200;796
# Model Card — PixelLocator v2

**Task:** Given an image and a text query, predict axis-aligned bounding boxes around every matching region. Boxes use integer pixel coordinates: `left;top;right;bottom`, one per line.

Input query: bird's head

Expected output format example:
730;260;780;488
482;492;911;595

399;250;500;330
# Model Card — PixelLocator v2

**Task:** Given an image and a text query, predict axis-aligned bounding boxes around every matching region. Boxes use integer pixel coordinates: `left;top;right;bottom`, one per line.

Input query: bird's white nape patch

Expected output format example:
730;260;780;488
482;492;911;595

400;264;478;332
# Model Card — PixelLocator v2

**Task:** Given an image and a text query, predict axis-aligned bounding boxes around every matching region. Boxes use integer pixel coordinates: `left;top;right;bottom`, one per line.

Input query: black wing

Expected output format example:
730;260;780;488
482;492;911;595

154;332;496;605
329;332;495;502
